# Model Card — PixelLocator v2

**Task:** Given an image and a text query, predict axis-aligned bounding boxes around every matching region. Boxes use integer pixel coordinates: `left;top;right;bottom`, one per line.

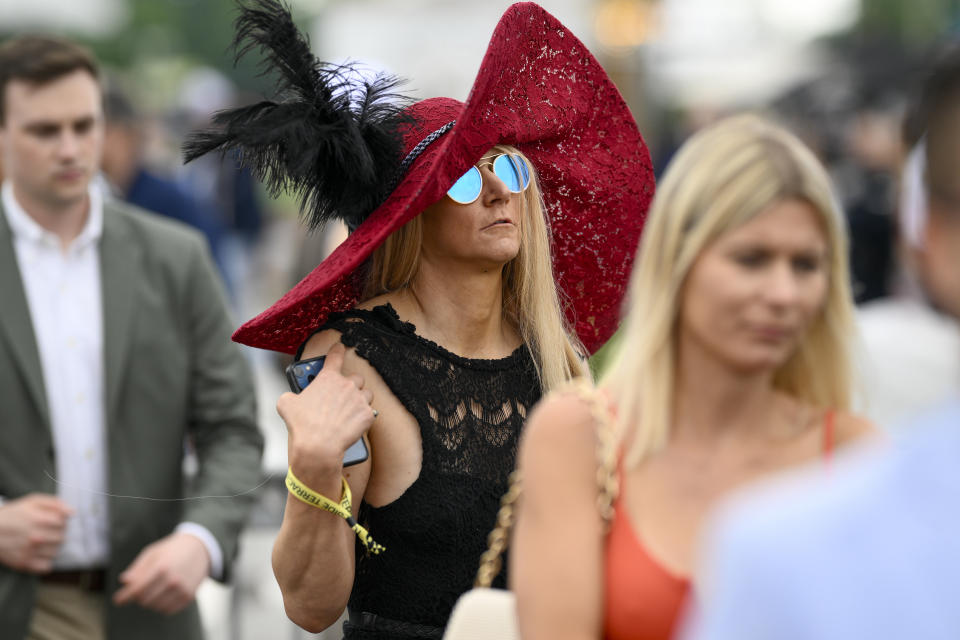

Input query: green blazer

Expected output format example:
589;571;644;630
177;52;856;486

0;198;264;640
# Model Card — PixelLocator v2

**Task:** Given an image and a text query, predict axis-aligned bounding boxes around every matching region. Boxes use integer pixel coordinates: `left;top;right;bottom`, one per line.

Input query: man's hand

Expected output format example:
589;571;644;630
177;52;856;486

0;494;72;573
113;531;211;615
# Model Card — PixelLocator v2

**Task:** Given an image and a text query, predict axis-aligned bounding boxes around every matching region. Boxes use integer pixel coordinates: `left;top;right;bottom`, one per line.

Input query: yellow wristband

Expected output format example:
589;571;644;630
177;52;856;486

285;467;385;555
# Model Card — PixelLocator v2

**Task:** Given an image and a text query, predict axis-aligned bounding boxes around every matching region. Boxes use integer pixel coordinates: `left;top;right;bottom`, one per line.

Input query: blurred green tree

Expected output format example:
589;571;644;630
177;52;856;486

85;0;284;93
0;0;321;98
857;0;960;46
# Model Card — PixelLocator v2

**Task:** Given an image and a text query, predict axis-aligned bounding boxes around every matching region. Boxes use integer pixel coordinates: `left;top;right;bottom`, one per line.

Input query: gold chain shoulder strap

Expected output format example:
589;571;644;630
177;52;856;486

474;377;620;588
570;377;620;528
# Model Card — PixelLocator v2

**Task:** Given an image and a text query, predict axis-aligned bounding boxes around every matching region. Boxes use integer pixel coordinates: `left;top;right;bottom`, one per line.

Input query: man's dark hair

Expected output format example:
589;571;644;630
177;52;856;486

103;85;139;127
917;42;960;129
913;41;960;213
0;35;100;124
901;43;960;147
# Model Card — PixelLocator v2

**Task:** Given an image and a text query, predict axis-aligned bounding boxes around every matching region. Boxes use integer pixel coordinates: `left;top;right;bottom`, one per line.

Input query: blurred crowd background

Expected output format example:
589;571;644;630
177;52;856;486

2;0;958;637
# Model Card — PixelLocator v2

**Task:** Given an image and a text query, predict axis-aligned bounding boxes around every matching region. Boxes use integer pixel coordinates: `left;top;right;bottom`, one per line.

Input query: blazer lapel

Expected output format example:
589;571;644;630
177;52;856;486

0;202;50;425
100;202;142;425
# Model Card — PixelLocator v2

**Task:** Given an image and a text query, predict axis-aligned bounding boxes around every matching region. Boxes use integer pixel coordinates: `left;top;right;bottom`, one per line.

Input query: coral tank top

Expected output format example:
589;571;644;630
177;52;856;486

602;410;836;640
602;481;691;640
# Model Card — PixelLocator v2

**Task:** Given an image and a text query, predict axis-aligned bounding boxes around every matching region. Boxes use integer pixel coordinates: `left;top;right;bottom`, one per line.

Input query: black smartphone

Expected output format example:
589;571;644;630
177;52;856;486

284;355;370;467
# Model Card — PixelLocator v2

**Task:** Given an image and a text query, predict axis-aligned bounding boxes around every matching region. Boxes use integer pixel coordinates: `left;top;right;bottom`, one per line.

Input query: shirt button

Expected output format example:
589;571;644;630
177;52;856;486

67;336;78;348
85;449;94;460
76;393;85;404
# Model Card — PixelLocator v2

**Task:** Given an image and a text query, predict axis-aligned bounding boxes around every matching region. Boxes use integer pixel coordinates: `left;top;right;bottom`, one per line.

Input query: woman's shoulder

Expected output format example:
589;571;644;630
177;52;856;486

520;381;604;463
299;328;393;399
829;410;881;448
305;297;411;350
299;328;368;377
299;327;345;359
517;381;614;528
778;392;880;449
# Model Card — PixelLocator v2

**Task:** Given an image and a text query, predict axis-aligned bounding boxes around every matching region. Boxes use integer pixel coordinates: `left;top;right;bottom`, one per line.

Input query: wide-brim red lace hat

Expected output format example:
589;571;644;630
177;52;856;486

187;1;654;354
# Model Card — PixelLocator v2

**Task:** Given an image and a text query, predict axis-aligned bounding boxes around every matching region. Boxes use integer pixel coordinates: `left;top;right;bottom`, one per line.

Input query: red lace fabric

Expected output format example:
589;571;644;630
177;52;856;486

233;2;654;354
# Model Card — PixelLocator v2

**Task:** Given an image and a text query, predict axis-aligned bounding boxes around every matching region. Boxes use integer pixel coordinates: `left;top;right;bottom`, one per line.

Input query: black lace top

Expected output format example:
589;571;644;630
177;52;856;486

317;304;541;638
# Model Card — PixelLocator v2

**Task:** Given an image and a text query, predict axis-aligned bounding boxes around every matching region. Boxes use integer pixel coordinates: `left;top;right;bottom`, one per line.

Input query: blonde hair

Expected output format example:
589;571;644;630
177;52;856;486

602;114;856;466
365;144;586;392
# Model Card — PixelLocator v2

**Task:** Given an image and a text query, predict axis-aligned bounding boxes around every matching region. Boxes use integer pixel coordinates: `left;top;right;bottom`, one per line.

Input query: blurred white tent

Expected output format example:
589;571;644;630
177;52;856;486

0;0;861;111
312;0;595;101
0;0;129;37
647;0;861;107
310;0;861;109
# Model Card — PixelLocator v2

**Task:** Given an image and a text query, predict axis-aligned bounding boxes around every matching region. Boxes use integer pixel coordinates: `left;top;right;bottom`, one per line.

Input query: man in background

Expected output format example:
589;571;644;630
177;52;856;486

854;84;960;429
682;43;960;640
100;86;226;278
0;35;263;640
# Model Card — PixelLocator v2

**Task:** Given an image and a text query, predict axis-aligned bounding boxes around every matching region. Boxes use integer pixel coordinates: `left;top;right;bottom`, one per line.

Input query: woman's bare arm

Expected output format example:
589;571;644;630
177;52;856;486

271;333;375;632
511;392;607;640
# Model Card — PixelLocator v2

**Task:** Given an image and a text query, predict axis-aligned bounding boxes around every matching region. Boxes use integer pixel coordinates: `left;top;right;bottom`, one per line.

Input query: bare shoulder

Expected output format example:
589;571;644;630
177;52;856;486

831;410;881;447
300;327;376;381
522;389;596;446
300;328;344;359
519;386;600;475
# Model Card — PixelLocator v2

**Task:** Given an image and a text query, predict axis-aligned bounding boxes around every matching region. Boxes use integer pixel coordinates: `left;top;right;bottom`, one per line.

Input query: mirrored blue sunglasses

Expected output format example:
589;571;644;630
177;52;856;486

446;153;531;204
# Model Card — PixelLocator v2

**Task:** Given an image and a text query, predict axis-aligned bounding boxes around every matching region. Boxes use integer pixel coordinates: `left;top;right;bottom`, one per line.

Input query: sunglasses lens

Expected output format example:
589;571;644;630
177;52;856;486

447;167;483;204
516;155;530;189
494;154;523;193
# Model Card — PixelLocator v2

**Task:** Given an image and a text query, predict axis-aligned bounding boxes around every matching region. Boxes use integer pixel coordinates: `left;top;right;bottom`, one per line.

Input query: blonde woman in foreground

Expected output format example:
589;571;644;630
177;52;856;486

511;115;878;640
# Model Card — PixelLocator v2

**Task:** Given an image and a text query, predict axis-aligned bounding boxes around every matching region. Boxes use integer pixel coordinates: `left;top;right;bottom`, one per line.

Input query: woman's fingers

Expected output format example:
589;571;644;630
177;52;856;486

324;342;347;371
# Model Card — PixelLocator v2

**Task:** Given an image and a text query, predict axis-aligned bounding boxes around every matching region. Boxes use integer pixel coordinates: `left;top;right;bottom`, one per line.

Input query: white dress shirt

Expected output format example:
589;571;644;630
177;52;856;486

2;182;222;577
856;298;960;430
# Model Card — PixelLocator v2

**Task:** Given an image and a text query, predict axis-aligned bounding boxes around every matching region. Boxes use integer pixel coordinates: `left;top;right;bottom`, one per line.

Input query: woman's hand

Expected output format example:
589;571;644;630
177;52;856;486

277;342;375;488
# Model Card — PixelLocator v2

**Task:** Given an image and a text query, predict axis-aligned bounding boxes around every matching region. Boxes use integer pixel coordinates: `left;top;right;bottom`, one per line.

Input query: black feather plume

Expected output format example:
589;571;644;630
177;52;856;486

183;0;413;231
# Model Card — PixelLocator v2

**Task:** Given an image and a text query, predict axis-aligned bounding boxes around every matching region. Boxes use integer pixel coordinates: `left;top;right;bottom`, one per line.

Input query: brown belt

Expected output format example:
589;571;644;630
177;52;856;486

39;569;107;592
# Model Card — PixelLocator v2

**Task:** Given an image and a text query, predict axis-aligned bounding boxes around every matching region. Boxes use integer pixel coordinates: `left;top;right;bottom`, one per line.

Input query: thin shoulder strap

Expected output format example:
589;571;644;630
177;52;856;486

473;377;619;588
294;308;373;360
822;409;835;461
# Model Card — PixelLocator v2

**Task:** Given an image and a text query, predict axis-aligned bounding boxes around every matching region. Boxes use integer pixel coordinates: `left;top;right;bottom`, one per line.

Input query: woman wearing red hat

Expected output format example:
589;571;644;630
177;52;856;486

510;115;878;640
186;2;652;638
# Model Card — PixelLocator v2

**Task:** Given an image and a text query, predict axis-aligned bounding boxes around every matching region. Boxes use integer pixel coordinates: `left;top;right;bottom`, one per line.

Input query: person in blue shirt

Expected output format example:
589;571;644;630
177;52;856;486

101;87;228;281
